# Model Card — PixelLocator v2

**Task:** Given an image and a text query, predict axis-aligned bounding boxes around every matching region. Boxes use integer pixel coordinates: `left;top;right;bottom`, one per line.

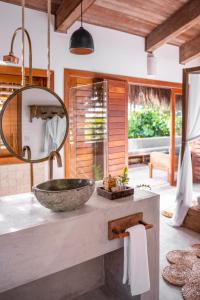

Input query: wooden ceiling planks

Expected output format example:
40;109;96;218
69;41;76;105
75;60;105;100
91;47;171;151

0;0;62;14
82;4;156;37
84;0;191;42
1;0;200;62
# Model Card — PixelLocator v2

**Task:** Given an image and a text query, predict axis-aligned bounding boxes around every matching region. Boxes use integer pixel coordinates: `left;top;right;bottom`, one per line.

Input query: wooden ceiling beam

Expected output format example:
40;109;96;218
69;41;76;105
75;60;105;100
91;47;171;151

145;0;200;52
55;0;95;33
180;34;200;64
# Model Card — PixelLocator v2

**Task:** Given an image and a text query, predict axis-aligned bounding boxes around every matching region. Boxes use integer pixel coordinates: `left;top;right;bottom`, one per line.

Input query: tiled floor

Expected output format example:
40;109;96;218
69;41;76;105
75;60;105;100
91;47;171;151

129;164;200;210
76;288;116;300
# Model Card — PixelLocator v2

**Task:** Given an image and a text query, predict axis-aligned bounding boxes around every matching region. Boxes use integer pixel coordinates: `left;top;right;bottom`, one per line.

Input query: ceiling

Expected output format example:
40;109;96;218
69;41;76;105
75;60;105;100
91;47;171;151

1;0;200;63
83;0;192;46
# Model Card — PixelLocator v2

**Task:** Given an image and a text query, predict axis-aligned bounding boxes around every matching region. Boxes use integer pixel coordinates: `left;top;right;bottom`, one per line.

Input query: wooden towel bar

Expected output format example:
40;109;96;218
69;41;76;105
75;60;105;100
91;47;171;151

108;212;153;240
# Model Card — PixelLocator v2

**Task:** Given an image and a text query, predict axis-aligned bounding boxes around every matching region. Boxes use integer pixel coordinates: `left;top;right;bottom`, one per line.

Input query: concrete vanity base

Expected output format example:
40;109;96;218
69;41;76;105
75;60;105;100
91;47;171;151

0;257;104;300
104;249;140;300
0;189;159;300
1;250;140;300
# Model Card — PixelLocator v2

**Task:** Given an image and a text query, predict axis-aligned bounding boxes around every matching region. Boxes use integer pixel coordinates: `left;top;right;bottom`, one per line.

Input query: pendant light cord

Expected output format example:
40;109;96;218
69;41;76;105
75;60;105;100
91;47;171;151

81;0;83;27
47;0;51;89
21;0;25;86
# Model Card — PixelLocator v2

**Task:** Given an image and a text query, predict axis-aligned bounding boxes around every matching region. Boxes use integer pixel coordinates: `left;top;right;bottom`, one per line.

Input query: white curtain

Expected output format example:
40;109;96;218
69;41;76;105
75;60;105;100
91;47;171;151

173;73;200;226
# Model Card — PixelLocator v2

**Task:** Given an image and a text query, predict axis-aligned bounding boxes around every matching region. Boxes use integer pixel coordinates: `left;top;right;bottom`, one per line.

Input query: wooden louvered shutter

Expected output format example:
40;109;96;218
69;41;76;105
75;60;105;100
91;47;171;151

107;80;128;176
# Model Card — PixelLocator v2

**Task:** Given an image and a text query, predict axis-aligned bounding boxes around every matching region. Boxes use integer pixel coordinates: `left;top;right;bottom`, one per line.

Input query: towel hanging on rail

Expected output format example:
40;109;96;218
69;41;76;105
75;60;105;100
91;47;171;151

123;224;150;296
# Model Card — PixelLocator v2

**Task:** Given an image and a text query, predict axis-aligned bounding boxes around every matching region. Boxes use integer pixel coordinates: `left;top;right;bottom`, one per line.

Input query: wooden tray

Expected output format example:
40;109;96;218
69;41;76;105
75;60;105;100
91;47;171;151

97;186;134;200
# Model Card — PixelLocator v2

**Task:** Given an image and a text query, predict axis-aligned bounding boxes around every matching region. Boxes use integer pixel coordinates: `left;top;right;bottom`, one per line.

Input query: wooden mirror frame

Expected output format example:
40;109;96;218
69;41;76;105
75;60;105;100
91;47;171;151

0;85;69;163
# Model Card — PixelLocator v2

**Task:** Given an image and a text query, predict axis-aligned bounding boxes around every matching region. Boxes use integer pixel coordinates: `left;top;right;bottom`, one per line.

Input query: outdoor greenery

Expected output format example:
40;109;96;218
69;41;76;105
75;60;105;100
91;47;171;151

128;108;170;138
175;113;182;136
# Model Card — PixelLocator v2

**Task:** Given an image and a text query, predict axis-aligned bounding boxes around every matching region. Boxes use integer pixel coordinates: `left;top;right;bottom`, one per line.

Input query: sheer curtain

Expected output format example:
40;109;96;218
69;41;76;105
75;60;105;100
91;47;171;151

173;73;200;226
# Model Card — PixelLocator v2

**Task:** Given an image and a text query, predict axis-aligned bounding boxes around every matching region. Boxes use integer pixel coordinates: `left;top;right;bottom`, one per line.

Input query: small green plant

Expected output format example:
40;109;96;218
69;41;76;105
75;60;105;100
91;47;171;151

119;166;129;186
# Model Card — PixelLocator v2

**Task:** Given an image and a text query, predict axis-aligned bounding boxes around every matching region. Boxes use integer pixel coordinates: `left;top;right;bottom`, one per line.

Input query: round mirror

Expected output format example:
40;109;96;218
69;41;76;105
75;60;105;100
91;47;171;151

0;86;68;163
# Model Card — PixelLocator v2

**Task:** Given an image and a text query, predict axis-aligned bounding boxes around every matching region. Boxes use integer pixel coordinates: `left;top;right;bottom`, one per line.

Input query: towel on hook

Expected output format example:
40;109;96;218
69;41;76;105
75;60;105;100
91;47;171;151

123;224;150;296
44;115;66;154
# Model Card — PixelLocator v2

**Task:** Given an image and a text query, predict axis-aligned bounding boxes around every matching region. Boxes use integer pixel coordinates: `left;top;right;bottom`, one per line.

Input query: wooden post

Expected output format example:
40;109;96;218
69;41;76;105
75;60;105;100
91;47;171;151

149;162;153;178
181;69;189;163
169;88;182;186
169;89;176;185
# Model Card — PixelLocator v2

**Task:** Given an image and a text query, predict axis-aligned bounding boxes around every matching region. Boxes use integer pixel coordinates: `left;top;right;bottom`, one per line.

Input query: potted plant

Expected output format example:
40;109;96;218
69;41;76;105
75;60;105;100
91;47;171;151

118;166;129;190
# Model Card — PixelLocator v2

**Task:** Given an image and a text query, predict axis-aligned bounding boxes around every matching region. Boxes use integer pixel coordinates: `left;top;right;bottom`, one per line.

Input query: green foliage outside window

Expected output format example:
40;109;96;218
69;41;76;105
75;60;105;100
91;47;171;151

128;108;170;138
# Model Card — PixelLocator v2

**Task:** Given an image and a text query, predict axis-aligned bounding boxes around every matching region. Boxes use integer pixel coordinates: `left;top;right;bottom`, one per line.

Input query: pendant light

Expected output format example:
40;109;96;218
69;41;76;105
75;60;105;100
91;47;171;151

69;1;94;55
147;52;156;76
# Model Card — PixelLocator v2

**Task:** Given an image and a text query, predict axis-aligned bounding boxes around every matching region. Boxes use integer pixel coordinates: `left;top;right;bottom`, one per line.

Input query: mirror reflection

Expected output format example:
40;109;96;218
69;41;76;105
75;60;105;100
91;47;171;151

0;86;68;162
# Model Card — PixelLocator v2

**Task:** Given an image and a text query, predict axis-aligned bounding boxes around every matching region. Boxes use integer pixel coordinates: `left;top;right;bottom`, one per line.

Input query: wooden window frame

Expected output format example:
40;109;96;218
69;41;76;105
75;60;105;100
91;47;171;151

0;65;54;165
64;68;182;185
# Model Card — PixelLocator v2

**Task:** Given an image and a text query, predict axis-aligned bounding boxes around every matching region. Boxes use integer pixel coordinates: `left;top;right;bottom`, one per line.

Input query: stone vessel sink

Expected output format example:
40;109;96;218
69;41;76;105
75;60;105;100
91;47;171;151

33;179;95;212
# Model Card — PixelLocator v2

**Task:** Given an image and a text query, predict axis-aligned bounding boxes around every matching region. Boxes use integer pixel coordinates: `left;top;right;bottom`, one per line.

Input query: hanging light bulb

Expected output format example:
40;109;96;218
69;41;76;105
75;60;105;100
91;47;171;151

69;1;94;55
147;52;156;76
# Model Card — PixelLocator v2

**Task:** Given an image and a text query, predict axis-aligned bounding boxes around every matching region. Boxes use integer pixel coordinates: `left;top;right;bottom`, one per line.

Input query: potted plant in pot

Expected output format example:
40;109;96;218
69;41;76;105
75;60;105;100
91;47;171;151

118;166;129;190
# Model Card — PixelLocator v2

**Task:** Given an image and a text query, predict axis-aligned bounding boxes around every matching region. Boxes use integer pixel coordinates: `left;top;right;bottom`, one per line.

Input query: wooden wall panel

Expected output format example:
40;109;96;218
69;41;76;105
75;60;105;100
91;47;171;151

191;139;200;183
107;80;128;177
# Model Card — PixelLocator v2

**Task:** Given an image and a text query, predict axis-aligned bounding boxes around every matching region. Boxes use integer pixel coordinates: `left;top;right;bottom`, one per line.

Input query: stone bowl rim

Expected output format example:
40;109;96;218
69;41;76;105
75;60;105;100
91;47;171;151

33;178;95;194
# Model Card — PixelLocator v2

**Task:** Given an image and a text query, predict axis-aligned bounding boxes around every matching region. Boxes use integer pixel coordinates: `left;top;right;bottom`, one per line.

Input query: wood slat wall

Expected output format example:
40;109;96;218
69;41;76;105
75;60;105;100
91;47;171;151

107;80;128;177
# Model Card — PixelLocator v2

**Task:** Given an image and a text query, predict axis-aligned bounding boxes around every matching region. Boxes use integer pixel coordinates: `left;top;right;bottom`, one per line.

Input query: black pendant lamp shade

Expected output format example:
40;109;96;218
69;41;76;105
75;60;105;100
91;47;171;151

69;1;94;55
70;26;94;55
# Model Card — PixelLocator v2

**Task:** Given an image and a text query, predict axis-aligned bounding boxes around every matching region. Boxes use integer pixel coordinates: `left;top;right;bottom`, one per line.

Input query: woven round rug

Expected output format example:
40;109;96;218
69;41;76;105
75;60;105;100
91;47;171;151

192;262;200;273
191;245;200;257
182;278;200;300
166;250;199;268
188;262;200;282
162;264;191;287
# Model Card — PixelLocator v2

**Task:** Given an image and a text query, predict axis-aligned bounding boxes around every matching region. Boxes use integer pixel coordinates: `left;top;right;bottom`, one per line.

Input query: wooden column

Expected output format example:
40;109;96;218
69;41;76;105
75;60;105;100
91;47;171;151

169;89;176;185
107;80;128;177
181;69;189;162
169;89;182;186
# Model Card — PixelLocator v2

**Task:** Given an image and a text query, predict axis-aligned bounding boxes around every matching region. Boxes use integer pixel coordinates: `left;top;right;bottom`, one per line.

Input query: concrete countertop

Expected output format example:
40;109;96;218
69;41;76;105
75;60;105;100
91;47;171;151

0;188;158;236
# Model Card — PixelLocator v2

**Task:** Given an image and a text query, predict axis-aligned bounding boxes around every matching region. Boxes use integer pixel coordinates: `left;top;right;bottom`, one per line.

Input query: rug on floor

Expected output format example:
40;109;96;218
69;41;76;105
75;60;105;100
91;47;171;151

162;245;200;299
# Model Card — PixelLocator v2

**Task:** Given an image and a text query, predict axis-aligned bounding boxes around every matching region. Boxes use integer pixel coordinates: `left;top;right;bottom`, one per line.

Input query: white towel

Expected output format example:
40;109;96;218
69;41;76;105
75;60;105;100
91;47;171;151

123;224;150;296
44;116;67;153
